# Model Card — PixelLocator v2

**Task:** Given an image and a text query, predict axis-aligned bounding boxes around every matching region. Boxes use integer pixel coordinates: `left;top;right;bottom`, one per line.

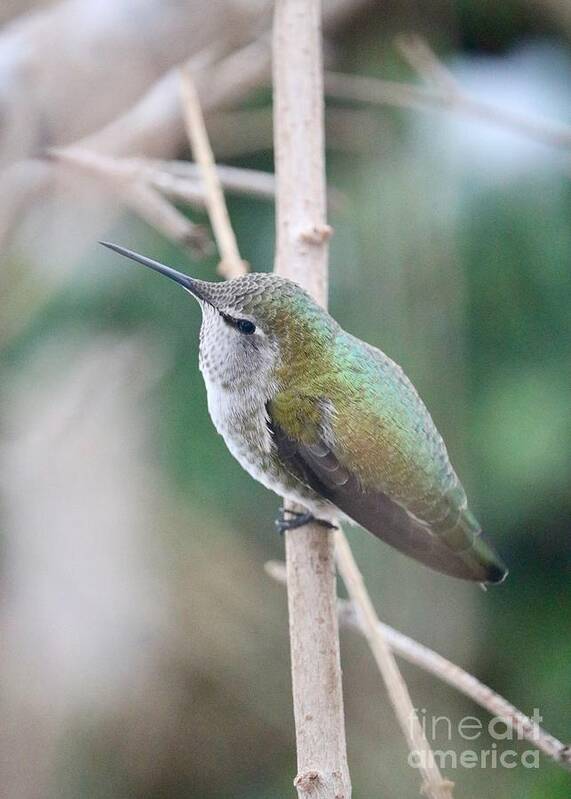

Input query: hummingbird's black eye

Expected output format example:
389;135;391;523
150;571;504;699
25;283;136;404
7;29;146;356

220;311;256;334
236;319;256;335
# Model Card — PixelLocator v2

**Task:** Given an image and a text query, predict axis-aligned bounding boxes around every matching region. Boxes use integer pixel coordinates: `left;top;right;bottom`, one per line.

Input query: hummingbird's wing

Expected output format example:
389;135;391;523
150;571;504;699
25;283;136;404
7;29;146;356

268;414;503;582
267;338;507;584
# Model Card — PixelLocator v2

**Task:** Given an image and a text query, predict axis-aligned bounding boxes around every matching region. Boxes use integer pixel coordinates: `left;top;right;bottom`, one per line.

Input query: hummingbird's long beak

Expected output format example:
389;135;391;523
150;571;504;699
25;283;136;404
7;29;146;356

100;241;207;302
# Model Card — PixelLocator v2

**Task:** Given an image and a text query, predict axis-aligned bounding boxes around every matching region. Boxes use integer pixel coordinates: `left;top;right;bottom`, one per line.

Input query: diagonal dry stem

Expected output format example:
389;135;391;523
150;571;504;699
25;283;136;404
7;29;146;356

395;33;461;94
180;69;248;279
266;559;571;773
334;530;455;798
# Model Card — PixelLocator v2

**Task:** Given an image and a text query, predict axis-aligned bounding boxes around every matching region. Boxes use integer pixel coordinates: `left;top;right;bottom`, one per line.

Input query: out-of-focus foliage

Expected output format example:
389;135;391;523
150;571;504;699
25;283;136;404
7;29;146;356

0;2;570;799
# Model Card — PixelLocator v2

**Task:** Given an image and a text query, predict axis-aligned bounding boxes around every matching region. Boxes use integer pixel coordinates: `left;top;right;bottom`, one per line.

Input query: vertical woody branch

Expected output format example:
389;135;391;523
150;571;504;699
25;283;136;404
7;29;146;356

272;2;350;798
273;0;332;295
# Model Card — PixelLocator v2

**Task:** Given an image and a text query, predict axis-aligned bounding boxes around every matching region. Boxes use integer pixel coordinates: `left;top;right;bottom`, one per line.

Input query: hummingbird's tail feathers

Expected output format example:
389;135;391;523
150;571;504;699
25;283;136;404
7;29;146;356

433;505;508;584
443;531;508;584
466;533;508;584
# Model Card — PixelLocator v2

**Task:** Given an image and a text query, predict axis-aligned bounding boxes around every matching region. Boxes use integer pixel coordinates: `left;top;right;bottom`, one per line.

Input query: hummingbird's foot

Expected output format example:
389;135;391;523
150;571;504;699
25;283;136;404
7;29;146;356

275;507;337;535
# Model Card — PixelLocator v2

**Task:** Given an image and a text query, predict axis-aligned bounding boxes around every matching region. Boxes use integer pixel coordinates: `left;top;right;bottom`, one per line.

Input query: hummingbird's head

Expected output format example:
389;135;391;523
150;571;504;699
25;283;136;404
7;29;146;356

101;243;337;390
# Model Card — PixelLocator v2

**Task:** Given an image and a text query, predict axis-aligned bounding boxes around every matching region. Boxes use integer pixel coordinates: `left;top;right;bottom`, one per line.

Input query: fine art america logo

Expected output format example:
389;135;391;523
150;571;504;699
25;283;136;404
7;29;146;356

408;708;542;770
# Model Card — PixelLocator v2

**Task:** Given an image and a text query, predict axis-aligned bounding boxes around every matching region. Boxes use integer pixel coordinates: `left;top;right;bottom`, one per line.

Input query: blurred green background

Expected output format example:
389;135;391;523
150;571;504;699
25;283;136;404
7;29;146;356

0;1;570;798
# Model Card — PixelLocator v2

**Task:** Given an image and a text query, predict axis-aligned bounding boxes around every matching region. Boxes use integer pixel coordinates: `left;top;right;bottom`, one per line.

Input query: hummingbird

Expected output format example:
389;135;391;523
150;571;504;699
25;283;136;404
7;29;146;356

101;242;507;585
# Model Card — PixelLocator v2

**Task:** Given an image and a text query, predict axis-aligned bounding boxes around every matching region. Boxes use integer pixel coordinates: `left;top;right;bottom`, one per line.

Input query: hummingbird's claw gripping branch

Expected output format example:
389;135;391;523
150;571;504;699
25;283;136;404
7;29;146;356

275;508;337;535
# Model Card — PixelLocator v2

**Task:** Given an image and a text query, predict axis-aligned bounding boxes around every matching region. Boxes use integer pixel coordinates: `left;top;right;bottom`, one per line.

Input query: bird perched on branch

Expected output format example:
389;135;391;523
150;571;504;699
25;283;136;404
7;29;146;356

102;242;507;585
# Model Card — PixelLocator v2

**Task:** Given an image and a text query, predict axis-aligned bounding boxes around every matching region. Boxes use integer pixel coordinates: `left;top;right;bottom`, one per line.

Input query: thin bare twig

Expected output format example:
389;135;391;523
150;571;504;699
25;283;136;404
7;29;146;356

153;160;276;202
266;560;571;772
50;147;277;207
324;71;571;152
395;33;461;94
180;70;248;278
49;147;211;256
125;182;211;257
